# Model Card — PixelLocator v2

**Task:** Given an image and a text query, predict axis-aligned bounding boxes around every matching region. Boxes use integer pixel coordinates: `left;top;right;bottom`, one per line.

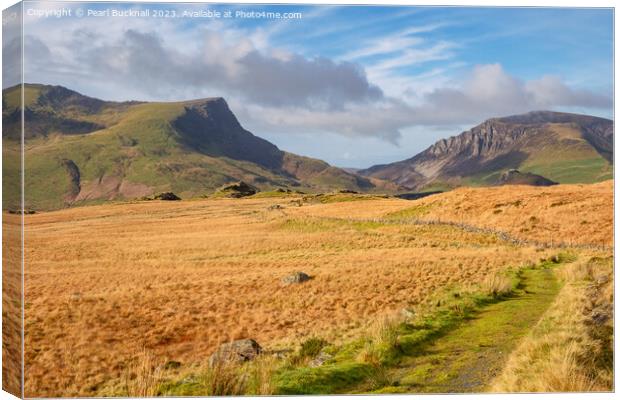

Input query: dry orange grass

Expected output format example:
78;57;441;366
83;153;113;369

2;212;22;397
407;180;613;247
20;183;611;396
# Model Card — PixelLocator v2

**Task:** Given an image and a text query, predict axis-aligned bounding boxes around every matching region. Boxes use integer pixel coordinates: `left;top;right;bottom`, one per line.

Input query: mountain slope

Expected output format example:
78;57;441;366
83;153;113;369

2;84;386;210
360;111;613;189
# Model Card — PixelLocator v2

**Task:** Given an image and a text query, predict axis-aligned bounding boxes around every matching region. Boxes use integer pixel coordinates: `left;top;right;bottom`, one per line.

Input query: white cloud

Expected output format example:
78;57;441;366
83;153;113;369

21;25;383;109
525;75;611;109
10;8;612;145
234;98;414;143
341;24;446;60
410;63;612;126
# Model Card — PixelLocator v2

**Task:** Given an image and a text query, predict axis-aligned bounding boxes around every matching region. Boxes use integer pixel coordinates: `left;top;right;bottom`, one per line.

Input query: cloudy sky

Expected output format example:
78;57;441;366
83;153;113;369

4;2;614;167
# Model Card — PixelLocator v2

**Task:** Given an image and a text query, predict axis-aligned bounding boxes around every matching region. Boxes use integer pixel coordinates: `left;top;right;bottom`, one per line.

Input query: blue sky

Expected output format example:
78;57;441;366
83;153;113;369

6;2;614;167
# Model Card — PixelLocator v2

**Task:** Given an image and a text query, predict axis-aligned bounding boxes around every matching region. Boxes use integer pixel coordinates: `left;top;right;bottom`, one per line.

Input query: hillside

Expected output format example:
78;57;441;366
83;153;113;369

389;180;613;247
360;111;613;190
2;84;389;210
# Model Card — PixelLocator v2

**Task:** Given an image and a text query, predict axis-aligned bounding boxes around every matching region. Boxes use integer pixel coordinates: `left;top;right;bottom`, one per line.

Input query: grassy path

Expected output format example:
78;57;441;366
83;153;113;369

373;267;562;393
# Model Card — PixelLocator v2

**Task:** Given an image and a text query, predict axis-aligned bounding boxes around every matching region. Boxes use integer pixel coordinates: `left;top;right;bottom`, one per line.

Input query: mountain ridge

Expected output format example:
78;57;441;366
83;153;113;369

2;84;396;210
360;110;613;189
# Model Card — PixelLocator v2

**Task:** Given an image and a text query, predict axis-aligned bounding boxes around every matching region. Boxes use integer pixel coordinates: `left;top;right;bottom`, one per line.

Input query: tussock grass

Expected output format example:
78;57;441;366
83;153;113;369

123;349;164;397
368;315;401;350
357;314;402;366
245;355;279;395
481;273;514;298
158;354;279;396
201;357;246;396
491;256;613;392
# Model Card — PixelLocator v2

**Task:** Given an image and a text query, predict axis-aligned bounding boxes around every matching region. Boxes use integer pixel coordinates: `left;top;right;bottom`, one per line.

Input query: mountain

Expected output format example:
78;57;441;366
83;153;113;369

360;111;613;190
2;84;393;210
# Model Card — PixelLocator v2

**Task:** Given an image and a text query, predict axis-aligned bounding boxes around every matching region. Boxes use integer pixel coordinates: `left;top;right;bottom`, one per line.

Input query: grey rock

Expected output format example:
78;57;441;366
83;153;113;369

209;339;262;366
217;181;258;198
153;192;181;201
282;271;311;285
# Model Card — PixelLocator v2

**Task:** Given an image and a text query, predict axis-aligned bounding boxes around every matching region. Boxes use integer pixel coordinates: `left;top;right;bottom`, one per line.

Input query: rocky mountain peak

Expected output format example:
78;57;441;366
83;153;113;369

182;97;241;131
426;119;528;159
360;110;613;190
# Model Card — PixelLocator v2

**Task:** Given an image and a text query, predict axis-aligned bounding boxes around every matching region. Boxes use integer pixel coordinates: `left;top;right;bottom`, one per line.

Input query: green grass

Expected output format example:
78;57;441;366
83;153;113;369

521;157;612;184
298;337;329;359
454;148;612;187
275;362;374;394
389;267;561;393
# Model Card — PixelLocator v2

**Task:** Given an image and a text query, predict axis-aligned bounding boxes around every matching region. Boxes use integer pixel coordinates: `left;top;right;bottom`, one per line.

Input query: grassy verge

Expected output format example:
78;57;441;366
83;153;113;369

114;255;575;396
490;255;613;392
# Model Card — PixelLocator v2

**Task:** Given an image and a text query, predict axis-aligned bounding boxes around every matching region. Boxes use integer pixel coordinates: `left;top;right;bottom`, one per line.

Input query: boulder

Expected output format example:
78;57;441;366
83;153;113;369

153;192;181;201
208;339;262;366
216;181;258;198
282;271;311;285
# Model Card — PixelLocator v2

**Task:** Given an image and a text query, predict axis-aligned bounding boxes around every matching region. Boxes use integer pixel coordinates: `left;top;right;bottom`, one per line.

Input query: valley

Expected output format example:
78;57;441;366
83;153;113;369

20;181;613;396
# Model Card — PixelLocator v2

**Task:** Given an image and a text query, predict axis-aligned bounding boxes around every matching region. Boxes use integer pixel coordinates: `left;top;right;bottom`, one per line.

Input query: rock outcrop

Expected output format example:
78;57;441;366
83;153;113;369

216;181;258;198
208;339;262;366
497;169;557;187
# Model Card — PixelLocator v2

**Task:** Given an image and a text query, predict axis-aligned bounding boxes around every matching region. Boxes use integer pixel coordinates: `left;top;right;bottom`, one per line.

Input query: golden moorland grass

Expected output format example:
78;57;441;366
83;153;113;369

2;212;22;396
398;180;613;247
19;181;612;396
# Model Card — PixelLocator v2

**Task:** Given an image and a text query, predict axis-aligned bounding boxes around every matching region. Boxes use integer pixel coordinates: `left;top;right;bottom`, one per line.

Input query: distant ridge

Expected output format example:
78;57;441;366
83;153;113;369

360;110;613;190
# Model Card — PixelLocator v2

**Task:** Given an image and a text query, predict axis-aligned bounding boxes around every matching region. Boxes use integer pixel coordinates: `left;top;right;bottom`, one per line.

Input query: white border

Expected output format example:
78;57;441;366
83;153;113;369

0;1;616;400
